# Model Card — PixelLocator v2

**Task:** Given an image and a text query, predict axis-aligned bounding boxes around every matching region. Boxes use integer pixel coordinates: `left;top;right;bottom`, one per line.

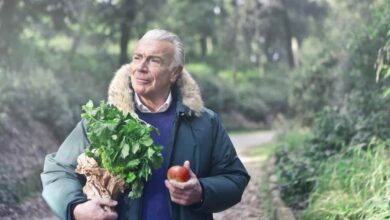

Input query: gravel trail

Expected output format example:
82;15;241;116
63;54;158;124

214;130;276;220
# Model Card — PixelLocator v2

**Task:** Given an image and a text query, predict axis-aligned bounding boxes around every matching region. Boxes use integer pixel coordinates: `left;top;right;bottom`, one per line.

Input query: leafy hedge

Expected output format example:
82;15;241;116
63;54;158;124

302;140;390;220
0;68;75;138
188;63;289;126
275;0;390;214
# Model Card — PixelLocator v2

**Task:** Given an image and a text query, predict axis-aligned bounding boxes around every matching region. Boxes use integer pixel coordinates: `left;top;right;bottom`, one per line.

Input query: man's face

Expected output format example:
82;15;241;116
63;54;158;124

130;39;181;100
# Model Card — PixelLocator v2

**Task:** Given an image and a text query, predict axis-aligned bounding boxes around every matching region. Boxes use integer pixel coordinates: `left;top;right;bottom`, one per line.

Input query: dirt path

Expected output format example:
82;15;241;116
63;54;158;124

213;130;276;220
230;131;275;151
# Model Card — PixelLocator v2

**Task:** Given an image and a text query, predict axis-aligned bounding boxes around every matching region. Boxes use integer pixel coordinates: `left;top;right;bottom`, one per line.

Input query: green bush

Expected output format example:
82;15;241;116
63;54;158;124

274;130;314;209
192;72;239;113
276;91;389;209
237;87;269;122
302;139;390;220
0;67;75;139
185;63;215;77
275;1;390;211
188;63;237;113
289;52;339;125
305;107;355;160
238;70;290;122
189;62;290;124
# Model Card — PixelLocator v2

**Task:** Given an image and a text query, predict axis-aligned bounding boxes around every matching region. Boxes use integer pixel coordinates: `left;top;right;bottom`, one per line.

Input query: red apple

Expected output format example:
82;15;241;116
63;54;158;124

167;165;190;182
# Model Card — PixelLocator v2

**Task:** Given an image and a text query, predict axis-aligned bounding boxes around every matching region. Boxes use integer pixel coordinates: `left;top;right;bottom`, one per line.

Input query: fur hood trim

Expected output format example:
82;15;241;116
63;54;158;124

107;64;204;116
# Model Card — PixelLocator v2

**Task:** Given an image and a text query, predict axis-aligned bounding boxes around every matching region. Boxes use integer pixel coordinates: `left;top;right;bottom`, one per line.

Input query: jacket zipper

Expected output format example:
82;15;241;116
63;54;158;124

165;113;183;220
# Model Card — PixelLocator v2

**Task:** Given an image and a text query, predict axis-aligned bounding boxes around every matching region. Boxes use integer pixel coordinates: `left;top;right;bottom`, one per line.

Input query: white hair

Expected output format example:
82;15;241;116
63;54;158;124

140;29;185;69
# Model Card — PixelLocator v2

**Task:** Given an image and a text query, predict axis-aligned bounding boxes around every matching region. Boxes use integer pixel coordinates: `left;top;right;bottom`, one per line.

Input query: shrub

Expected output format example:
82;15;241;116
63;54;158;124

276;92;389;209
289;52;339;125
0;67;75;139
302;139;390;220
274;130;314;209
189;64;239;113
275;1;390;211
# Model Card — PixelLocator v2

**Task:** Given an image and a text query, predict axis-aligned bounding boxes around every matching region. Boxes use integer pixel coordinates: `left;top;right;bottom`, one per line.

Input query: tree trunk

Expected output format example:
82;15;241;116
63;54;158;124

68;2;92;63
231;0;239;84
118;0;136;66
0;0;19;56
119;20;130;65
280;3;295;69
199;36;207;57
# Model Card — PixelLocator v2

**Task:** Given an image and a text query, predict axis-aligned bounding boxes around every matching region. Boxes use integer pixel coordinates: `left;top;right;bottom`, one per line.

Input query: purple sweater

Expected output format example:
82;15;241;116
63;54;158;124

137;98;176;220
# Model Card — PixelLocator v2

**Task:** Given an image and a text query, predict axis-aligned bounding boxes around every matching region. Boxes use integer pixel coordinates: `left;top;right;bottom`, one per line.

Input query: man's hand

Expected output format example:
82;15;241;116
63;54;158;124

73;198;118;220
165;161;203;206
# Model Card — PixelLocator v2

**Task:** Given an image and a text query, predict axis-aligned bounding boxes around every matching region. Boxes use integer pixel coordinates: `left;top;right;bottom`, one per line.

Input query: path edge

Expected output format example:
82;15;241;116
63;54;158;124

266;156;296;220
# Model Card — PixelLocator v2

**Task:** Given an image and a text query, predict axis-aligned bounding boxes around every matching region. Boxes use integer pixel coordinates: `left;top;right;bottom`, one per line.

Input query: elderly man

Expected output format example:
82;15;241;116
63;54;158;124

41;29;250;220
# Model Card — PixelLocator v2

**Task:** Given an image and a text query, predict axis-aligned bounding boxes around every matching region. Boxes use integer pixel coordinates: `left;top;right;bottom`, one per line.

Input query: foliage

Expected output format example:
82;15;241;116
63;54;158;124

274;130;314;209
302;139;390;220
0;67;75;138
191;70;238;114
305;107;355;160
189;63;289;125
0;0;326;135
81;101;163;199
275;1;390;212
276;89;390;209
374;29;390;98
0;0;345;213
242;69;290;116
289;51;339;125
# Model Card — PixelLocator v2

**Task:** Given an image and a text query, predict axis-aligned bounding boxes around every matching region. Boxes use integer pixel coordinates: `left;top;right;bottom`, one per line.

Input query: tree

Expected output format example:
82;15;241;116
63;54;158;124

0;0;81;67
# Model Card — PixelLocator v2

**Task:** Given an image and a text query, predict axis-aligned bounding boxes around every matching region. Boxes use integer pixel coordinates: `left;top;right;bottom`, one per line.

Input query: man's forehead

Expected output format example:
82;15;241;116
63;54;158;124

133;39;174;56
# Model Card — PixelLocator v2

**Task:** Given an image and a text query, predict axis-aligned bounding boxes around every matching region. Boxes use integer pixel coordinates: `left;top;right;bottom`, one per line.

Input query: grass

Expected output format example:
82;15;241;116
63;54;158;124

242;142;276;158
260;173;274;220
238;129;311;219
301;139;390;220
238;127;311;158
242;141;276;220
251;129;310;220
229;128;270;135
275;128;311;151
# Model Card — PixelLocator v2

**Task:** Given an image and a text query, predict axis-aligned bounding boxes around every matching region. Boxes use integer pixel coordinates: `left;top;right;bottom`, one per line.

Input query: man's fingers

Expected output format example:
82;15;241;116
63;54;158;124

165;180;173;191
94;198;118;207
166;179;183;193
166;180;188;196
103;211;118;220
165;180;186;193
182;160;197;178
169;176;199;190
169;180;187;190
171;196;188;206
183;160;190;169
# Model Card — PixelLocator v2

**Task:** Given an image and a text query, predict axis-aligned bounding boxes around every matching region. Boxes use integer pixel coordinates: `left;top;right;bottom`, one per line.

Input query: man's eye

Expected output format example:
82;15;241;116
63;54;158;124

151;58;161;63
133;56;141;60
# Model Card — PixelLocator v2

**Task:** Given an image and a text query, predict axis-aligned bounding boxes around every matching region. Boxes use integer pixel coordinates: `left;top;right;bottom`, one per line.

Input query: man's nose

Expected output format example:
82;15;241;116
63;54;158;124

136;59;149;72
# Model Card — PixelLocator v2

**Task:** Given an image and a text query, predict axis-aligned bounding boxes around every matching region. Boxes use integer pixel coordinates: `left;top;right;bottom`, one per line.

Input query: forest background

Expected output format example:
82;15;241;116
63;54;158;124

0;0;389;219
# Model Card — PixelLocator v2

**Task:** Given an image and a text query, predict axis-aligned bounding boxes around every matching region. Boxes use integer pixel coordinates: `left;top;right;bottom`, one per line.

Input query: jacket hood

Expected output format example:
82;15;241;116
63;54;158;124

107;64;204;116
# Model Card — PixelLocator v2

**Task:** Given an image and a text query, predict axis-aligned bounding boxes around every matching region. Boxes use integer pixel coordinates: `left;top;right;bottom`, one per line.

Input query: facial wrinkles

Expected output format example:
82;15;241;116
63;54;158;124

136;40;174;66
130;40;176;95
132;57;166;86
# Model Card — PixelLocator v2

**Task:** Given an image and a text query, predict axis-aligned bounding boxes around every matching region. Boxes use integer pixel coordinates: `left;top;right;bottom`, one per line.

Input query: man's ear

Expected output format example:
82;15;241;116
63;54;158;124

170;65;183;83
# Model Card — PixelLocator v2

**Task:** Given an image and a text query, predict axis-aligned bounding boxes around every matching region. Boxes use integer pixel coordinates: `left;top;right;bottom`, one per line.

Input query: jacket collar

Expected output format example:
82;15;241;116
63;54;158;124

107;64;204;117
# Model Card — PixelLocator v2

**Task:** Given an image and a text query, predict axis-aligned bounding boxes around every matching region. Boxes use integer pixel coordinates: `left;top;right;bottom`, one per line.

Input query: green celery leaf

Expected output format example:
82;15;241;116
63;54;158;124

121;143;130;158
81;100;163;199
132;142;140;154
143;138;154;147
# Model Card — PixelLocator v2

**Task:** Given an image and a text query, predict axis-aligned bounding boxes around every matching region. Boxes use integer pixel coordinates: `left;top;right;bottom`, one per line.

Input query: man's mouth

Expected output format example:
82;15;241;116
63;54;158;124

135;78;150;84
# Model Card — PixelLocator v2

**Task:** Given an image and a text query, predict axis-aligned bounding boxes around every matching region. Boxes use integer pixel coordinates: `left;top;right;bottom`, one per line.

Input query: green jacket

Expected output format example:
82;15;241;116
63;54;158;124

41;65;250;220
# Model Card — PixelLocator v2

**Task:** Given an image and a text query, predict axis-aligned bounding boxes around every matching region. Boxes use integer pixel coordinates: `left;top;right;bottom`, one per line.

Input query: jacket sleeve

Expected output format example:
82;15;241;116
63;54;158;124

195;114;250;213
41;121;89;220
